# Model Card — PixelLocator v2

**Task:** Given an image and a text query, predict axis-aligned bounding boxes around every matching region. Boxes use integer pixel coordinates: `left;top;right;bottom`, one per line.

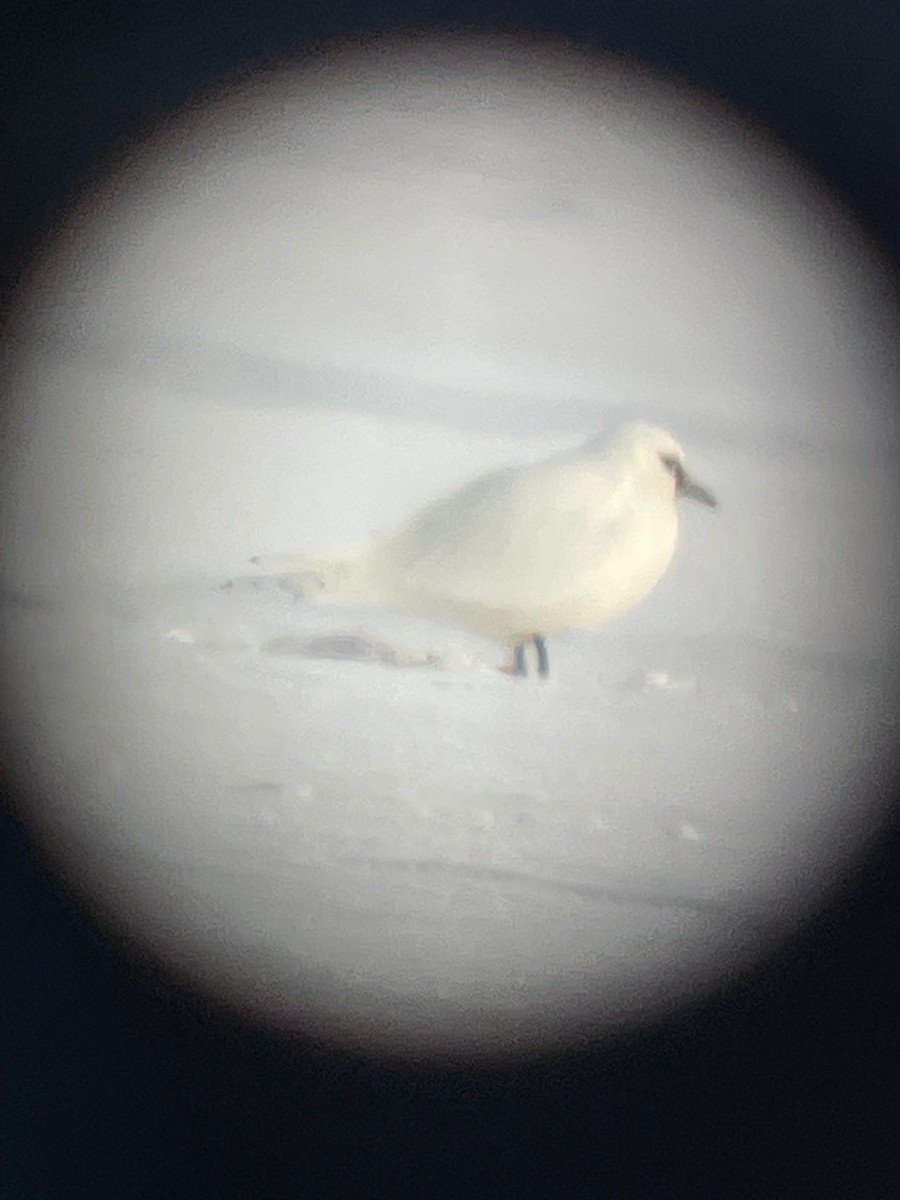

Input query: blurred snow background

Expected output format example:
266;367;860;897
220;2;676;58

2;35;898;1057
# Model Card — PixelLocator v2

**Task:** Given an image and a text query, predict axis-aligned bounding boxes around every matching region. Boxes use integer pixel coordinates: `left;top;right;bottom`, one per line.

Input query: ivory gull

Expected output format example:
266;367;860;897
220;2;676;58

252;422;716;677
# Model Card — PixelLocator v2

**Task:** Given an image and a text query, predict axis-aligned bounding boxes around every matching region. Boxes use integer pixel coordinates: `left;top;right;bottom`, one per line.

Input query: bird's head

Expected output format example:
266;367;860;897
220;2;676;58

610;422;718;508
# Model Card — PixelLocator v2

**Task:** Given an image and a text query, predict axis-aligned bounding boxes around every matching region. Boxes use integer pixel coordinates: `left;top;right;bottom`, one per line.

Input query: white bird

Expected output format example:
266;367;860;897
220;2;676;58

251;422;716;677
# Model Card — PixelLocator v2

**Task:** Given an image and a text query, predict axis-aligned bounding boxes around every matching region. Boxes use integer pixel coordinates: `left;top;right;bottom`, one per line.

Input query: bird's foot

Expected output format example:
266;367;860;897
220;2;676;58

499;636;548;678
499;642;530;676
533;633;549;677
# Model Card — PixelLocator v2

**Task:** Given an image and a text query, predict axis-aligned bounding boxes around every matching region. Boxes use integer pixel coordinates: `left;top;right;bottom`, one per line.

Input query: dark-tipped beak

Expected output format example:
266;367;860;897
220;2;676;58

678;470;717;508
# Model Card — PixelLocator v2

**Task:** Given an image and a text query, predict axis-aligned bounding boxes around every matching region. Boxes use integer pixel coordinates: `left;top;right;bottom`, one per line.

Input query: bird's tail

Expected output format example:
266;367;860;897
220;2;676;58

248;537;381;604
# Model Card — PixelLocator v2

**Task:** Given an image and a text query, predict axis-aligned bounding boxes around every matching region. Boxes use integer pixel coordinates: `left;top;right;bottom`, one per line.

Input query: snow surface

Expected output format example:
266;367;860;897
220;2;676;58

2;37;899;1058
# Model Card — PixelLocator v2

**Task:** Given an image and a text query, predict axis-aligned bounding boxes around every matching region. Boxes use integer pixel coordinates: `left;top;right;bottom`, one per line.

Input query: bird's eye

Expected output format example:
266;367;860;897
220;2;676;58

660;453;683;479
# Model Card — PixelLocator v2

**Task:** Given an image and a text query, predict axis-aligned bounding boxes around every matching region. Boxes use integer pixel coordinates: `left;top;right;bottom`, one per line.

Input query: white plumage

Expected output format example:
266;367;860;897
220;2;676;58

253;422;716;676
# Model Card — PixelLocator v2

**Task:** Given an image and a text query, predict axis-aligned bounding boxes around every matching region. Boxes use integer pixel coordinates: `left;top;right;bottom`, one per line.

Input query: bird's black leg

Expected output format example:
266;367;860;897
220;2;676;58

533;634;549;678
513;642;528;676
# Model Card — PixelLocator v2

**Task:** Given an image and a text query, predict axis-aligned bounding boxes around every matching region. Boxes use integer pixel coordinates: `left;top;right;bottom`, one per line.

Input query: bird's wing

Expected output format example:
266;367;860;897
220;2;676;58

381;457;639;609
